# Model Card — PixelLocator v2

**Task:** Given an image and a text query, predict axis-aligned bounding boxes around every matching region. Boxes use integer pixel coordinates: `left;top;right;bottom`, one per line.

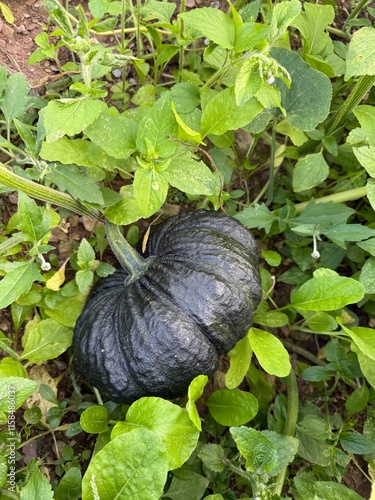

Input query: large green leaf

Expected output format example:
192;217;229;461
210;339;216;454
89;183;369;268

0;262;42;309
80;405;109;434
133;168;168;218
54;467;82;500
82;429;168;500
353;105;375;147
293;151;329;192
17;191;51;243
111;397;199;470
345;26;375;80
291;271;365;311
292;3;335;56
201;88;262;138
226;336;252;389
19;466;53;500
230;426;278;474
206;389;258;426
248;328;291;377
85;111;138;159
21;319;73;363
0;72;30;128
294;477;364;500
180;8;236;49
271;47;332;131
44;98;107;143
341;323;375;362
268;0;301;44
104;186;144;225
47;164;104;205
166;154;218;196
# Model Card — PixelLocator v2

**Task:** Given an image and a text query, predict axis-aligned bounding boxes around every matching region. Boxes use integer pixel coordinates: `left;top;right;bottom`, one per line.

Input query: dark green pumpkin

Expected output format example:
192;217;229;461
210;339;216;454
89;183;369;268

73;210;261;403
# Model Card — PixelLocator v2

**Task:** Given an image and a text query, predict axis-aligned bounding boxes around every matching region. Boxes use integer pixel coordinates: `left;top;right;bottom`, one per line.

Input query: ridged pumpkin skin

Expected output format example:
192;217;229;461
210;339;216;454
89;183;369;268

73;210;261;403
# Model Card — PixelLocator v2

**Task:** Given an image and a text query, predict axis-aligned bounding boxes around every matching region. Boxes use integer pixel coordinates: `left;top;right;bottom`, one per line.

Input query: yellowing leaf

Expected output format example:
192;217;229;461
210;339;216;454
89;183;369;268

0;2;14;24
46;259;68;291
171;101;204;144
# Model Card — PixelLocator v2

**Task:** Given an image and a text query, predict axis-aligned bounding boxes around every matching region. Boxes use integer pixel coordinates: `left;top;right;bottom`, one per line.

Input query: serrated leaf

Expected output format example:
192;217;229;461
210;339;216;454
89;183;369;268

41;136;108;170
206;389;258;426
17;191;51;243
324;223;375;248
292;3;335;56
301;366;332;382
345;26;375;80
293;200;354;229
234;22;269;53
197;444;226;473
170;83;200;114
47;164;104;205
0;72;30;126
235;204;276;232
272;47;332;131
230;426;278;473
111;397;199;470
292;273;365;311
226;336;252;389
166;154;218;196
234;59;262;106
248;328;291;377
164;469;209;500
44;97;107;142
268;0;301;44
294;477;364;500
0;262;42;309
180;8;236;49
19;466;53;500
293;152;329;192
340;431;375;455
85;111;138;159
186;375;208;431
104;192;144;225
0;376;38;411
140;0;176;22
201;88;263;138
261;430;299;477
77;238;96;267
82;429;168;500
76;269;94;292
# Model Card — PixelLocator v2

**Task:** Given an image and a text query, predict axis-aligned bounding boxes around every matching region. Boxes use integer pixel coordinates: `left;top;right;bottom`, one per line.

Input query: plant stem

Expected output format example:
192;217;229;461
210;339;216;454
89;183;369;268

272;370;299;496
326;26;351;40
105;220;151;279
294;186;367;213
0;164;101;219
344;0;372;29
266;117;277;205
178;0;187;83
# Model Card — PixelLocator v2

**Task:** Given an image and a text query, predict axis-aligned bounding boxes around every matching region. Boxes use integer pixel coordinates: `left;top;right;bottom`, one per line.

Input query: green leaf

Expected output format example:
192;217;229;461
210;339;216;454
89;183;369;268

324;223;375;248
234;22;269;53
254;310;289;328
294;477;365;500
140;0;176;23
235;204;276;232
180;8;236;49
353;146;375;176
261;430;299;477
44;98;107;143
248;328;291;377
354;105;375;147
17;191;51;243
272;48;332;131
268;0;301;44
186;375;208;431
85;111;138;159
0;376;38;411
80;405;109;434
206;389;258;426
170;83;200;114
47;164;104;205
88;0;111;18
0;2;14;23
19;466;53;500
171;102;203;144
341;323;375;362
197;444;226;473
261;250;282;267
0;262;42;309
133;168;168;218
352;344;375;389
294;200;354;229
293;152;329;192
21;319;73;362
104;186;144;225
54;467;82;500
166;153;218;196
234;59;262;106
345;384;369;414
230;426;278;473
77;238;96;267
291;271;365;311
345;27;375;80
164;469;209;500
82;428;168;500
44;296;84;328
0;358;27;378
111;397;199;470
201;88;262;138
0;72;30;127
301;366;332;382
226;336;252;389
359;256;375;294
292;3;335;56
340;431;375;455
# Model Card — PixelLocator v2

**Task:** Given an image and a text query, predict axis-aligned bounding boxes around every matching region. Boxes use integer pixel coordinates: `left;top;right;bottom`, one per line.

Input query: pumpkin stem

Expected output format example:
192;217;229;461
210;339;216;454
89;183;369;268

105;220;150;280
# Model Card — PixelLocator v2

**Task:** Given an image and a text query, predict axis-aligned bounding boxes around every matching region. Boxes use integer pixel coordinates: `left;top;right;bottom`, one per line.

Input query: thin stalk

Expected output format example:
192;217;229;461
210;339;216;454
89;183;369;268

121;0;127;51
326;26;351;40
0;165;101;219
272;370;299;496
105;220;150;278
266;117;277;205
344;0;372;29
178;0;187;83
